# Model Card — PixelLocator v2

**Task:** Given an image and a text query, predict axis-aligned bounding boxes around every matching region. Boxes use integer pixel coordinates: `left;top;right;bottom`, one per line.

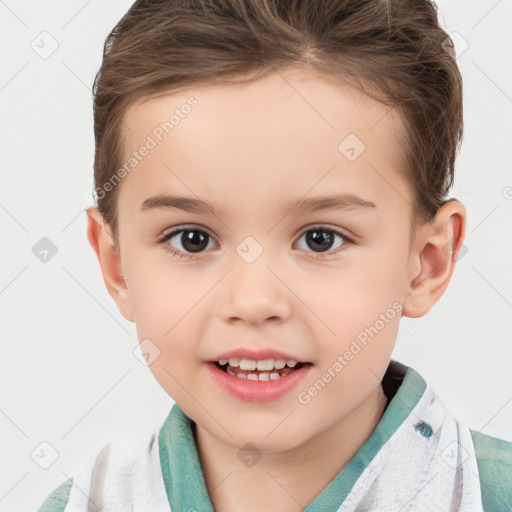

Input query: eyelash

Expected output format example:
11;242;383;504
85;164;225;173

158;225;355;260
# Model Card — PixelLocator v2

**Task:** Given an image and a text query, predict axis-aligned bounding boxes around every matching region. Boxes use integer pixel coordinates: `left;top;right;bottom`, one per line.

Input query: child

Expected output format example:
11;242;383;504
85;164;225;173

38;0;512;510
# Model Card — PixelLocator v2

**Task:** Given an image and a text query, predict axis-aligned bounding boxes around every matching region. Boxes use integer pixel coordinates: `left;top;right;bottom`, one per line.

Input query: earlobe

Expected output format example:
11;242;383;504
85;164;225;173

402;200;466;318
86;206;135;322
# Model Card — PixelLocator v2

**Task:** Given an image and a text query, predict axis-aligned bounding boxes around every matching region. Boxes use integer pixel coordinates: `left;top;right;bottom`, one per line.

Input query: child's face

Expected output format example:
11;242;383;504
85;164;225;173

105;67;421;450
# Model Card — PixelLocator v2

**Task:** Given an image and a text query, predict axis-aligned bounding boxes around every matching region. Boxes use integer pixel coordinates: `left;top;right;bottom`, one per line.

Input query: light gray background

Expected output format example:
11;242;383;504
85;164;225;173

1;1;511;510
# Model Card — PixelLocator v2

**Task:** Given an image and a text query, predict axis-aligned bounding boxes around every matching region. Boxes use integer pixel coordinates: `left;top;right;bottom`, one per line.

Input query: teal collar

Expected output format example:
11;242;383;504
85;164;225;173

158;360;427;511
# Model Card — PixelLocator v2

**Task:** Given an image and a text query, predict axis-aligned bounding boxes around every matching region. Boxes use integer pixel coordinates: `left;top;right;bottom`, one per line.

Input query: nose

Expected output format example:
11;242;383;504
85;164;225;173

218;257;293;326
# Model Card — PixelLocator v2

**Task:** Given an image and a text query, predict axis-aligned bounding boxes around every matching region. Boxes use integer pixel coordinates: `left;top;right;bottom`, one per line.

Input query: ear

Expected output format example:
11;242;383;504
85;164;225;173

86;206;134;322
402;199;466;318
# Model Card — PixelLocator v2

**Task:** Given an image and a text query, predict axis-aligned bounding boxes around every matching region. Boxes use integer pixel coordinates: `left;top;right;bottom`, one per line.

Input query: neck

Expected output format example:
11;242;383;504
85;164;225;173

195;383;389;512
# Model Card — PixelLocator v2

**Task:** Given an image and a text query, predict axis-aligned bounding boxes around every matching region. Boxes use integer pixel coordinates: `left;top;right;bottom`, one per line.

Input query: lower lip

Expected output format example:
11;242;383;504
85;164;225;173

205;362;312;402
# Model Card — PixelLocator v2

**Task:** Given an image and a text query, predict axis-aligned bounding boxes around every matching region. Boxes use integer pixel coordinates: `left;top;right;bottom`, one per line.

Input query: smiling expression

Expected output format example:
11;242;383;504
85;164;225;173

107;66;420;450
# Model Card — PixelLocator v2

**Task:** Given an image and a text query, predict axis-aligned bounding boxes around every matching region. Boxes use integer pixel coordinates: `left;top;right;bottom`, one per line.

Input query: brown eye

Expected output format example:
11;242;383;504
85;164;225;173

160;227;217;257
295;226;352;255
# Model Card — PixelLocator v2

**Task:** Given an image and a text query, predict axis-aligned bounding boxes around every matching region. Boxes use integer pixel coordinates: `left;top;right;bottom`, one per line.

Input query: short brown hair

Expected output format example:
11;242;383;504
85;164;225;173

92;0;463;248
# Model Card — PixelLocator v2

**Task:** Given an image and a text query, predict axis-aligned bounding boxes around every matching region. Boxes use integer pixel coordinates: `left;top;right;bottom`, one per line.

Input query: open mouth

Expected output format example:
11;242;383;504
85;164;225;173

213;360;308;381
207;357;313;401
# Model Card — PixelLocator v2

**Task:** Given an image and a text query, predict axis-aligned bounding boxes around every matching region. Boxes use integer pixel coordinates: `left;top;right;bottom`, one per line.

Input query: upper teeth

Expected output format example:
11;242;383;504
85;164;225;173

218;358;298;370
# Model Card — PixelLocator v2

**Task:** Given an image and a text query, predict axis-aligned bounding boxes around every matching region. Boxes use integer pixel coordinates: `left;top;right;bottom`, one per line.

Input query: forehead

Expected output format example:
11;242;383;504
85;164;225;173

118;67;410;218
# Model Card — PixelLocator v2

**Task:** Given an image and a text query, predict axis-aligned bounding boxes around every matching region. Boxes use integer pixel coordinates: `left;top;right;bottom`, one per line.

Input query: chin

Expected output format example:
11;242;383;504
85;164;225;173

230;426;309;452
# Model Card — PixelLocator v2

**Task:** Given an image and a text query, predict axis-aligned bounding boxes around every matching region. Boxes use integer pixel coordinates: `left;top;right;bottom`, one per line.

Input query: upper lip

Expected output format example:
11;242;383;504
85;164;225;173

210;348;309;363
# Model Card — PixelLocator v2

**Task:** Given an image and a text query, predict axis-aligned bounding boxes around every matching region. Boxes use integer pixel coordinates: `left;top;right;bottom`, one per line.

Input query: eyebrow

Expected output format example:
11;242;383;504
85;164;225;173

139;193;378;217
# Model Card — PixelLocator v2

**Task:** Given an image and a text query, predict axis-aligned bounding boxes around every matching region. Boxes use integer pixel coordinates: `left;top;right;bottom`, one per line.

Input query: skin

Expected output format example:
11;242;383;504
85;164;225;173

86;66;466;512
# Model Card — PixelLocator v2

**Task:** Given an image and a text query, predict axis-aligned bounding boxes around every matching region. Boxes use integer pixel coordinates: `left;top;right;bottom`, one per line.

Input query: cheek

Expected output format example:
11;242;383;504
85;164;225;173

126;263;199;334
135;312;202;405
303;271;402;342
299;270;402;383
128;286;202;394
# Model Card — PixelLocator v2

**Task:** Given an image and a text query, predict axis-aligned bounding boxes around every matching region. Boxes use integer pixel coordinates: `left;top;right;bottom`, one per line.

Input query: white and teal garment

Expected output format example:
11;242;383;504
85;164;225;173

38;360;512;511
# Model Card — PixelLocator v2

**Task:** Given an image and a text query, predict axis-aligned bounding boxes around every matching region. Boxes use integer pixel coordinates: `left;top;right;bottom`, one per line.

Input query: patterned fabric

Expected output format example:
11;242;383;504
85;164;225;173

39;360;508;511
334;384;483;511
59;430;170;512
